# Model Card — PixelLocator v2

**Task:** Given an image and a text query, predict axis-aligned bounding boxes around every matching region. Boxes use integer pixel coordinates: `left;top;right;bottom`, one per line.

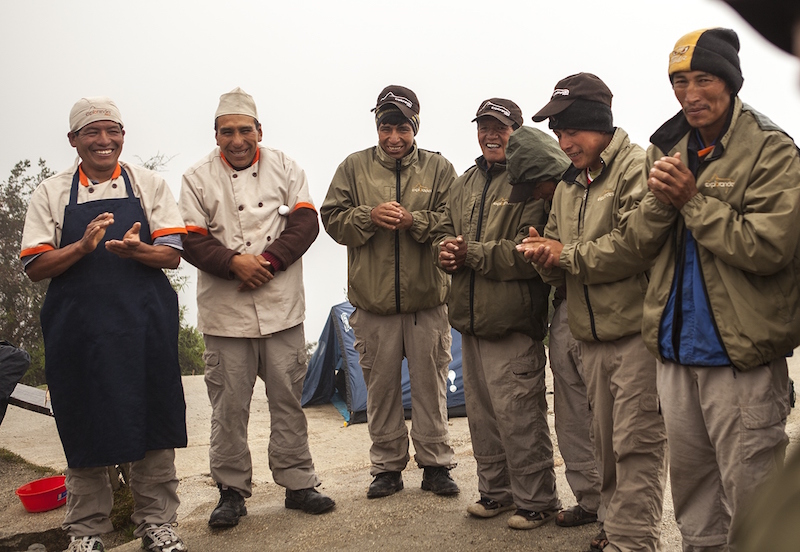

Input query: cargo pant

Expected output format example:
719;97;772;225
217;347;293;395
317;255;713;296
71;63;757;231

580;334;667;552
64;449;179;538
462;331;561;512
350;305;456;474
203;324;320;497
658;358;790;551
548;302;602;516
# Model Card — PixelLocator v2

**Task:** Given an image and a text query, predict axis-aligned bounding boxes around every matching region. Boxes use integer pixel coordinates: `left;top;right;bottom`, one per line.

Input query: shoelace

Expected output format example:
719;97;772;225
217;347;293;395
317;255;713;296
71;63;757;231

145;524;179;546
70;536;102;552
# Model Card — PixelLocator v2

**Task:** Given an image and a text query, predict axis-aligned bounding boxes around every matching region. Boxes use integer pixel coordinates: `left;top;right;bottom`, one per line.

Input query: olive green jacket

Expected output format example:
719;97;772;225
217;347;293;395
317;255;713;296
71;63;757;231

625;98;800;370
540;127;650;342
321;144;456;315
432;157;549;340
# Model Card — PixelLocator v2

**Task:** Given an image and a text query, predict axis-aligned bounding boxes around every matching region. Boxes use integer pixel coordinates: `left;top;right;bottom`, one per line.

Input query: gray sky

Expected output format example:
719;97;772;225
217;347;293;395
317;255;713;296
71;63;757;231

2;0;799;340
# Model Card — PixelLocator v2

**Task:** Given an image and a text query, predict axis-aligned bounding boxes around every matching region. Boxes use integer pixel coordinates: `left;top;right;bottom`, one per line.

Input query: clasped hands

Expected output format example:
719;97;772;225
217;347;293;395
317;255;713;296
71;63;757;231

371;201;413;231
516;228;563;269
647;152;698;209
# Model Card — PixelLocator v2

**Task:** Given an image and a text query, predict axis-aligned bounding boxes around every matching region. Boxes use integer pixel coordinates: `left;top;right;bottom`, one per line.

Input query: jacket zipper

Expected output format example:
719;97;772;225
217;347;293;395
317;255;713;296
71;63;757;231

577;184;600;341
394;159;401;314
469;170;493;335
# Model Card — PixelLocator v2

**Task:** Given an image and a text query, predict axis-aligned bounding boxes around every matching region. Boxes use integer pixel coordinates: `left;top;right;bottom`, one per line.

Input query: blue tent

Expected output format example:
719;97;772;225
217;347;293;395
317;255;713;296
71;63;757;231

301;301;466;424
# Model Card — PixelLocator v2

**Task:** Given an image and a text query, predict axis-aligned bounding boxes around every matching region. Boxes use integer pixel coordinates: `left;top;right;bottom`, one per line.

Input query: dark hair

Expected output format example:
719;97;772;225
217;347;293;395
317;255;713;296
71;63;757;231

214;117;261;131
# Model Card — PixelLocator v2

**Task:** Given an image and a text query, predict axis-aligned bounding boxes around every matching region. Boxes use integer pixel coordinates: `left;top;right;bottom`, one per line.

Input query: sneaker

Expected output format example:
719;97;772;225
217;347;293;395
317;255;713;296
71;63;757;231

65;536;104;552
141;524;186;552
466;497;515;518
208;485;247;527
366;471;403;499
421;466;460;496
285;487;335;514
507;508;558;530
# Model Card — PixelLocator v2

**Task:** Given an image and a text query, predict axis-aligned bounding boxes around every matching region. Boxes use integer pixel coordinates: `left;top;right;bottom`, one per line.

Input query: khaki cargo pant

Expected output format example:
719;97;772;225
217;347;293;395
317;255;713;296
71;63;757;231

462;331;561;512
64;449;178;538
350;305;455;475
203;325;319;496
548;302;602;516
658;358;790;551
580;334;667;552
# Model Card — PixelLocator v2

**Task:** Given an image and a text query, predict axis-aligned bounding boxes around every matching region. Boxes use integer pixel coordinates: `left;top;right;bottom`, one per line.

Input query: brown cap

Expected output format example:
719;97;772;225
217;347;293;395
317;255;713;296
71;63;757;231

472;98;523;129
532;73;613;122
371;85;420;120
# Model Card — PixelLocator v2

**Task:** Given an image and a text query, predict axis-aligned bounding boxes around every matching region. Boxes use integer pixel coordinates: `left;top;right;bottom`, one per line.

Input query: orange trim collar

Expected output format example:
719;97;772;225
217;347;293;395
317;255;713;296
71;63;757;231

221;149;260;170
78;163;122;186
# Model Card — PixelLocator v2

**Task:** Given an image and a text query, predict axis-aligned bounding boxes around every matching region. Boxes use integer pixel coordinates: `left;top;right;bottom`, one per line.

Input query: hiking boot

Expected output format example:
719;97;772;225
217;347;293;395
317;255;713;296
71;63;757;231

421;466;460;496
555;504;598;527
466;497;515;518
208;485;247;528
141;523;186;552
366;471;403;499
507;508;558;530
285;487;336;514
65;536;104;552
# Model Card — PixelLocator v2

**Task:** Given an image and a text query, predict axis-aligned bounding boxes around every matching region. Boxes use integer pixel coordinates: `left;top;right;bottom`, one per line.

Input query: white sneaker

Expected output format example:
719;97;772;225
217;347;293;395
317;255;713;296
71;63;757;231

65;536;104;552
141;523;187;552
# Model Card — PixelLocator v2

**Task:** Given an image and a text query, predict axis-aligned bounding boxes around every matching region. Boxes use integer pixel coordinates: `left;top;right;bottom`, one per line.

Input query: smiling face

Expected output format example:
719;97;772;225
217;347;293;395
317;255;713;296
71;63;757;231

672;70;732;144
68;121;125;181
378;121;414;159
553;129;611;172
477;117;513;167
215;114;262;169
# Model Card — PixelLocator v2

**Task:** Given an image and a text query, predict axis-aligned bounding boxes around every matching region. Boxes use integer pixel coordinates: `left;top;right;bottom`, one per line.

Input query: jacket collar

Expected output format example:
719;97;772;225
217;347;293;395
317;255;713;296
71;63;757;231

375;142;419;170
475;156;507;176
562;127;630;185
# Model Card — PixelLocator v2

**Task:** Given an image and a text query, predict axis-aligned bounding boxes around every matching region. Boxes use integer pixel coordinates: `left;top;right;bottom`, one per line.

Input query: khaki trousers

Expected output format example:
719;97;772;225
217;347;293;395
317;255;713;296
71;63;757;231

203;325;319;496
350;305;455;474
462;332;560;512
549;303;602;515
64;449;178;538
658;358;790;552
580;334;667;552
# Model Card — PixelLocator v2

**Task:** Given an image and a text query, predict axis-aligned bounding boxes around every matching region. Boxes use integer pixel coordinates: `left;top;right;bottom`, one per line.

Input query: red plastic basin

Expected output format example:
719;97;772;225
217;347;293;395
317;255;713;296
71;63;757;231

15;475;67;513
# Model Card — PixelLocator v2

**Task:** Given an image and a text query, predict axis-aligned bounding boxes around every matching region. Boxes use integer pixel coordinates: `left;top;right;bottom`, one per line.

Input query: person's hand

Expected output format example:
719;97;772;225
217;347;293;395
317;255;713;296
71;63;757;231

78;212;114;254
230;254;274;291
105;222;142;258
516;228;563;268
438;236;467;272
371;201;411;230
648;152;697;209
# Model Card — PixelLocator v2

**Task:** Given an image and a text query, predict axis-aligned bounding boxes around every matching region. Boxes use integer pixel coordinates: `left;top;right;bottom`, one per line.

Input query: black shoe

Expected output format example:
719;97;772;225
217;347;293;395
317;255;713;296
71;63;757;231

285;487;336;514
421;466;460;496
208;485;247;528
366;471;403;499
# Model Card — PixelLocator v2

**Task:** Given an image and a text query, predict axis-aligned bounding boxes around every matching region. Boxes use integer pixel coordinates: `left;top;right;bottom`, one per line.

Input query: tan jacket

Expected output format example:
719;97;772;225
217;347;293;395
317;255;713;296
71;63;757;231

321;144;456;315
629;98;800;370
433;157;549;340
541;128;650;342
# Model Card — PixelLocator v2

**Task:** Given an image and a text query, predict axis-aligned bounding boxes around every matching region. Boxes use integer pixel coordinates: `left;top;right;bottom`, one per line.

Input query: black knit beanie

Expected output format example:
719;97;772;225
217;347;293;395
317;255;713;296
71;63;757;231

668;28;744;93
548;99;614;133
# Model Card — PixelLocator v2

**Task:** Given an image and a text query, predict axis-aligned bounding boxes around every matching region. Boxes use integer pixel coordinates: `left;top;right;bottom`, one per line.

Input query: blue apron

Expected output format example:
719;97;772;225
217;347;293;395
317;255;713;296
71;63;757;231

41;167;187;468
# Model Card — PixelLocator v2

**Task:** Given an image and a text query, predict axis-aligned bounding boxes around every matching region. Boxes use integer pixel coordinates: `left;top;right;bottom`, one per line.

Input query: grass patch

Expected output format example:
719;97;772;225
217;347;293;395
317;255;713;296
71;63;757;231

0;448;57;477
